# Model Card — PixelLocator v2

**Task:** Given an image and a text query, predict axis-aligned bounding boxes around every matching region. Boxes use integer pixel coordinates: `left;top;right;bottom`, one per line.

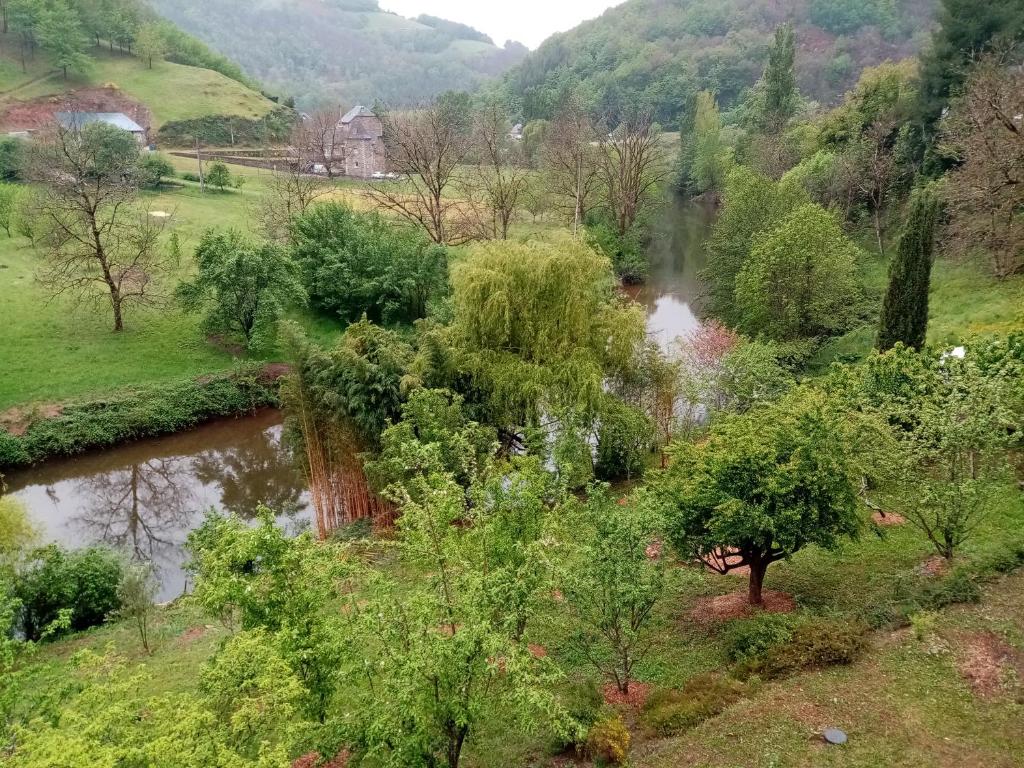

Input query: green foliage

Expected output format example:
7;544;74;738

585;216;649;284
640;674;747;736
0;497;36;565
736;618;869;679
138;153;175;188
176;229;306;351
734;203;863;340
689;90;733;196
585;713;630;765
877;185;941;351
562;489;665;694
114;562;157;653
723;613;798;662
204;161;231;191
135;21;168;67
651;387;872;604
702;166;808;323
14;545;123;641
39;6;91;79
753;24;798;134
0;367;279;470
290;202;448;325
594;398;653;483
0;183;20;237
809;0;896;35
0;138;25;182
187;508;352;721
156;107;295;147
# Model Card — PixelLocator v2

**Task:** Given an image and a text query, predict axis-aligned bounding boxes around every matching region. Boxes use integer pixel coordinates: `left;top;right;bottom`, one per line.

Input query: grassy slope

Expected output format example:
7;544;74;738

0;41;275;127
13;482;1024;767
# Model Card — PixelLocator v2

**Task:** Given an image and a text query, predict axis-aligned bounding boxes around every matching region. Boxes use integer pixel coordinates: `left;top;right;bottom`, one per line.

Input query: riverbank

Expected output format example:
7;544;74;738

0;364;285;471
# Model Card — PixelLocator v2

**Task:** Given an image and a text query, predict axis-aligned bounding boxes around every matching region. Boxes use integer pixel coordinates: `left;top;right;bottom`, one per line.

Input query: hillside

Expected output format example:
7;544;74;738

145;0;530;108
501;0;938;124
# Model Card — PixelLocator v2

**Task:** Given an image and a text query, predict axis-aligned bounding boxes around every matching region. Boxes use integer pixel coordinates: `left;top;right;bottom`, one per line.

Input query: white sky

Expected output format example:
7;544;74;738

378;0;622;49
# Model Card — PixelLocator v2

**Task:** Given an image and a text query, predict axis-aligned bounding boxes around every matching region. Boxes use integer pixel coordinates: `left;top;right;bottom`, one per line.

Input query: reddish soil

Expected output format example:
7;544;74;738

691;590;796;624
917;555;951;578
551;589;565;603
260;363;293;381
703;549;750;576
0;87;152;133
292;749;350;768
602;681;652;709
528;643;548;659
0;403;63;435
645;539;663;561
177;626;207;645
956;631;1024;698
871;511;907;526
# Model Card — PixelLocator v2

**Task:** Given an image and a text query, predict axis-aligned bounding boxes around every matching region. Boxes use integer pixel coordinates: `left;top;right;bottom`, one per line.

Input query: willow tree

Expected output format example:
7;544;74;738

449;239;645;446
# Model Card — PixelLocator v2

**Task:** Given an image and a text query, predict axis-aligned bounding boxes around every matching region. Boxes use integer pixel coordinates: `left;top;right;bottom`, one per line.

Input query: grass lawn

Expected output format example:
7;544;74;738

0;173;347;411
0;41;274;128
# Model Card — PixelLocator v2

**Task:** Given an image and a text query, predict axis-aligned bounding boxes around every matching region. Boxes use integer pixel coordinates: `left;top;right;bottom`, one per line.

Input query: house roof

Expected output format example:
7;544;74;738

55;112;145;133
340;105;375;124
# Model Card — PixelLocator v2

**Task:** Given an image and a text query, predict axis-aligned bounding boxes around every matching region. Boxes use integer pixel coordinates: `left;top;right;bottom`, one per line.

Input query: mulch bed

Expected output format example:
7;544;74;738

917;555;951;578
871;511;907;526
602;681;652;708
691;590;796;624
956;631;1024;698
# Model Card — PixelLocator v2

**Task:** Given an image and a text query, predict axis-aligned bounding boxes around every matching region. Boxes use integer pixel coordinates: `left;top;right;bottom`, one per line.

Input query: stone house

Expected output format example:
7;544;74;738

335;105;386;178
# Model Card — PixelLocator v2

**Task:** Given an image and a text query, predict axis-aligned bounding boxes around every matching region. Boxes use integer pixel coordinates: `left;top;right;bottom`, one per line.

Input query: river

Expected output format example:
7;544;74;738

7;199;714;599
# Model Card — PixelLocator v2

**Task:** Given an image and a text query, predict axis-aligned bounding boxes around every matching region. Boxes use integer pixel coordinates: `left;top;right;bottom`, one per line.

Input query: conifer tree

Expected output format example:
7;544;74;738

876;186;940;352
756;24;797;134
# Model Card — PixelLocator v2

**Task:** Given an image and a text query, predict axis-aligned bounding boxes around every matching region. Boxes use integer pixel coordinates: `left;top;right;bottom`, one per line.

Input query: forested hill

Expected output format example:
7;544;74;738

500;0;938;124
144;0;529;108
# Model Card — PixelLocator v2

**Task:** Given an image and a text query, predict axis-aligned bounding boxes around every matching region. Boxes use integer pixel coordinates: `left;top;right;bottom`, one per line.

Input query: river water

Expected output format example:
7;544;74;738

7;199;714;599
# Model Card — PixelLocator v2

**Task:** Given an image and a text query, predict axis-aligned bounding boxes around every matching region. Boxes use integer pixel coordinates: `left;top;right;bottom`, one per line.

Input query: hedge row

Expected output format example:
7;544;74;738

156;107;296;147
0;367;280;470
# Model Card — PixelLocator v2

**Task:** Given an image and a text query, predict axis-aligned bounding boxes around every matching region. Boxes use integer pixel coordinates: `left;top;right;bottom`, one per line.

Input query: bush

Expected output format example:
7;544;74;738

641;674;747;736
586;714;630;765
920;569;982;609
156;107;295;147
738;617;868;679
139;154;175;188
181;172;200;182
594;399;654;483
0;367;279;470
586;218;649;284
723;612;797;662
15;545;123;641
205;162;232;191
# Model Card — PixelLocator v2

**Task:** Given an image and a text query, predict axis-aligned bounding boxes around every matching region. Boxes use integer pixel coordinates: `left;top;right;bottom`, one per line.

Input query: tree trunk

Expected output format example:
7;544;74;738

748;557;769;606
447;724;468;768
111;295;124;332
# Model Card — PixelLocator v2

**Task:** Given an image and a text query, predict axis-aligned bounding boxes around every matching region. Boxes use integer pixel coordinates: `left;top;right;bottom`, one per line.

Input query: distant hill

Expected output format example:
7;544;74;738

145;0;530;108
500;0;938;124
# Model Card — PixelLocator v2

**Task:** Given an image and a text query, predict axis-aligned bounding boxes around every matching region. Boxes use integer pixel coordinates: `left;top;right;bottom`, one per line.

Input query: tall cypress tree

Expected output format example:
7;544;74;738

757;24;797;134
876;186;941;352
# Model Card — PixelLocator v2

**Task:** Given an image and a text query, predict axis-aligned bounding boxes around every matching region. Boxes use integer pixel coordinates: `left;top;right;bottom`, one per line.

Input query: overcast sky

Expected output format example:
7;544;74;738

379;0;622;49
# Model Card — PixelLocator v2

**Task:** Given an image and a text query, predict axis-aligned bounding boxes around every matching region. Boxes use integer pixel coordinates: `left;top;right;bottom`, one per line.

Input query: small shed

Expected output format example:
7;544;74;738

55;112;147;145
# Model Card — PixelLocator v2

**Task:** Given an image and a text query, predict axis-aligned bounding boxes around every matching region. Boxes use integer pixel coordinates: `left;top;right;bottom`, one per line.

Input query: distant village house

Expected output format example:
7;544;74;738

55;112;148;145
335;105;386;179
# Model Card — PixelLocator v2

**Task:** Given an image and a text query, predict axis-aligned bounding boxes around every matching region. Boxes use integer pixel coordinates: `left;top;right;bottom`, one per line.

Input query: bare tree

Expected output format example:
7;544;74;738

542;96;600;237
942;51;1024;278
465;103;529;239
596;111;671;236
841;117;902;257
25;123;171;332
366;98;474;245
253;130;329;244
295;109;344;178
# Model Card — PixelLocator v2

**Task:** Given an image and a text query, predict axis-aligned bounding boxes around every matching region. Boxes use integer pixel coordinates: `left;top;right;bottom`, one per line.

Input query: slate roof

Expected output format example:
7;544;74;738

340;105;375;124
55;112;145;133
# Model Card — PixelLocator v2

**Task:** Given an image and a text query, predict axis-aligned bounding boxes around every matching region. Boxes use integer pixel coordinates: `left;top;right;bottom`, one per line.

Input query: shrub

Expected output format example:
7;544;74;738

738;617;868;679
641;674;747;736
920;569;982;609
15;545;123;641
586;714;631;765
723;612;797;662
594;399;654;482
0;367;279;470
181;171;201;182
139;154;175;188
206;162;232;191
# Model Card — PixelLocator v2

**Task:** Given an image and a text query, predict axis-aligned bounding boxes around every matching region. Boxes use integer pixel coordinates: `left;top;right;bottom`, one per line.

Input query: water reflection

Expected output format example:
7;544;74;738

7;409;308;601
628;197;717;348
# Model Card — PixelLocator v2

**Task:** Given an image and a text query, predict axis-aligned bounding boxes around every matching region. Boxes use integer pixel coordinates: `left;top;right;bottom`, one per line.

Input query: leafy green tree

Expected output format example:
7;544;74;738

689;90;731;197
594;397;654;483
138;153;174;188
649;388;869;605
562;488;665;694
114;562;157;654
290;202;447;324
8;0;44;72
176;229;306;351
702;166;808;323
351;454;567;768
187;508;352;722
754;24;798;134
734;203;861;340
0;182;19;237
135;21;166;68
0;136;24;181
38;7;90;79
877;186;941;352
204;161;231;191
